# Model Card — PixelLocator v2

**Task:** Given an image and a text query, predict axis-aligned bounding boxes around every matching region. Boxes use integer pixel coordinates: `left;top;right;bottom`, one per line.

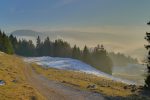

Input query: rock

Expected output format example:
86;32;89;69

124;86;128;89
12;80;18;83
138;86;143;89
131;87;137;92
131;89;136;92
30;96;37;100
62;81;66;83
123;85;138;92
87;84;97;89
107;85;110;87
0;80;6;85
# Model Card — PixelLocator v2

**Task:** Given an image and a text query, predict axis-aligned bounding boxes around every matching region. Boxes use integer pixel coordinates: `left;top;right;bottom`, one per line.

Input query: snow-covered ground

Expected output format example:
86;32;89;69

24;56;137;85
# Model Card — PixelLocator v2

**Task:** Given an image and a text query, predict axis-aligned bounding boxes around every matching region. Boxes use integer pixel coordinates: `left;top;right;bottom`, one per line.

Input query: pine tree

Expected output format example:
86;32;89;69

36;36;42;56
43;37;53;56
145;22;150;89
0;30;3;51
92;45;113;74
0;31;14;54
82;45;91;63
4;37;14;54
53;39;71;57
0;30;114;74
9;34;18;53
26;40;35;56
72;45;81;59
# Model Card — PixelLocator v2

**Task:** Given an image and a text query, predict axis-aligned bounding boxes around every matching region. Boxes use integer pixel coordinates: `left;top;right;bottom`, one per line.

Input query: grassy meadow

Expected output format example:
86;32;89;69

31;63;137;97
0;53;45;100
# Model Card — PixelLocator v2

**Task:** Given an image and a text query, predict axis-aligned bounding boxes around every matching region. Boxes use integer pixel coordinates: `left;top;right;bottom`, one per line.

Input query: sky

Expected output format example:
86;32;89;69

0;0;150;59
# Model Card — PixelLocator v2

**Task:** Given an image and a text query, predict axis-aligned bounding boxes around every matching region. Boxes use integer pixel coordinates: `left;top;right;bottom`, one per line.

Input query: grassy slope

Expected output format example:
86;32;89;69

31;64;135;97
0;53;45;100
32;64;150;100
0;52;149;100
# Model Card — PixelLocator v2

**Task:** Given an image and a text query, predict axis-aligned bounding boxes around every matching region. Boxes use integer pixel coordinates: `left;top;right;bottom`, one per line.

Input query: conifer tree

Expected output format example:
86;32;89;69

92;45;113;74
0;31;14;54
3;37;14;54
72;45;81;59
145;22;150;89
43;37;53;56
0;32;115;74
82;45;91;63
36;36;42;56
9;34;18;52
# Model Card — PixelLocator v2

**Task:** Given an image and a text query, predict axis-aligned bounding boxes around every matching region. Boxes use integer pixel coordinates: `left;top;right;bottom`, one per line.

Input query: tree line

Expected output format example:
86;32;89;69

0;30;138;75
109;52;138;66
0;30;14;54
0;31;112;74
1;27;149;89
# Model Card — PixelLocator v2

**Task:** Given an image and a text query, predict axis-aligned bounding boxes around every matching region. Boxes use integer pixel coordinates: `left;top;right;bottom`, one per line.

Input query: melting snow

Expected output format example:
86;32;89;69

24;56;137;85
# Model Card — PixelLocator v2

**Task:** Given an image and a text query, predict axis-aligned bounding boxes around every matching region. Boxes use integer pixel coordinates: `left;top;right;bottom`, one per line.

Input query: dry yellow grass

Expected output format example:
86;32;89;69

0;53;45;100
31;63;137;97
0;52;145;99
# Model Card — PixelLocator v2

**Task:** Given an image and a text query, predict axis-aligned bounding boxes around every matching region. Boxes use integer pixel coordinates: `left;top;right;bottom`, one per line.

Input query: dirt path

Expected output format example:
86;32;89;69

24;64;106;100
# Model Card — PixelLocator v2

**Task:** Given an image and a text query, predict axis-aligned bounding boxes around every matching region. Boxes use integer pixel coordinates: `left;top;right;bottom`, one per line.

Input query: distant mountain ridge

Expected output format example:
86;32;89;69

11;30;43;36
10;29;120;40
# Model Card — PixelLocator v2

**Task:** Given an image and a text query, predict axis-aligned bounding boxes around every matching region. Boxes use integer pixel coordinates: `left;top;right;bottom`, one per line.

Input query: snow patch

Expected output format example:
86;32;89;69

0;52;4;56
24;56;137;85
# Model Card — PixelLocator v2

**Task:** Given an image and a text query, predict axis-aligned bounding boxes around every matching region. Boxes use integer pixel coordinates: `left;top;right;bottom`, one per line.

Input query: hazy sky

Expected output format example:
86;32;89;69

0;0;150;59
0;0;149;31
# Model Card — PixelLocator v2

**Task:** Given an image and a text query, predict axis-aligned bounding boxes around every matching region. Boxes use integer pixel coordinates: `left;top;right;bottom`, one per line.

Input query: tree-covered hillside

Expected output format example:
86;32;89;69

0;30;138;74
9;34;113;74
0;31;14;54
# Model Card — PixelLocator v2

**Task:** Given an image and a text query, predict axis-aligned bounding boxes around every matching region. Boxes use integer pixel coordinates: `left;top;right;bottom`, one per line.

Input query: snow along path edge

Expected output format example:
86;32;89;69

24;56;137;85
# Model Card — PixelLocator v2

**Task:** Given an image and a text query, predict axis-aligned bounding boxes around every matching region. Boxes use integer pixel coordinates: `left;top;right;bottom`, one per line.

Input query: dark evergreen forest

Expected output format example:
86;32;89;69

0;30;138;74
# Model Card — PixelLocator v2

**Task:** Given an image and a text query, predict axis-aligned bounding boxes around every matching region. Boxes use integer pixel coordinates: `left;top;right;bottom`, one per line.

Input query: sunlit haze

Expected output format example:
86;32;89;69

0;0;150;59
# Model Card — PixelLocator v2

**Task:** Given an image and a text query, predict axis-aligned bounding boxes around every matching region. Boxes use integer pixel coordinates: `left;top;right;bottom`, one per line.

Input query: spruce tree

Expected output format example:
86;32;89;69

92;45;113;74
82;45;91;63
0;30;3;51
72;45;81;59
43;37;53;56
9;34;18;53
36;36;42;56
145;22;150;89
0;31;14;54
4;37;14;54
